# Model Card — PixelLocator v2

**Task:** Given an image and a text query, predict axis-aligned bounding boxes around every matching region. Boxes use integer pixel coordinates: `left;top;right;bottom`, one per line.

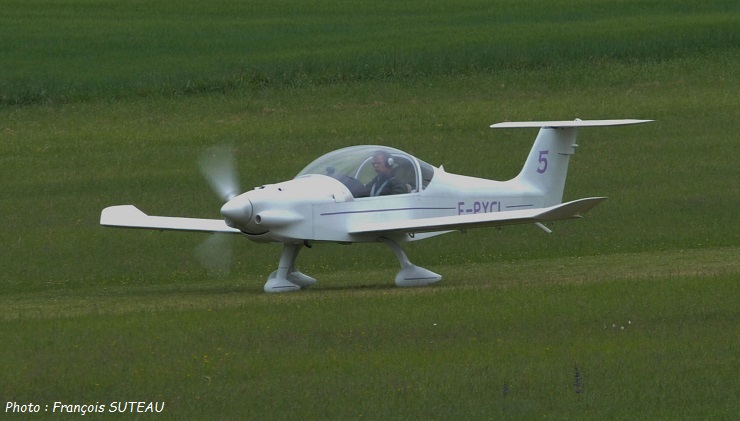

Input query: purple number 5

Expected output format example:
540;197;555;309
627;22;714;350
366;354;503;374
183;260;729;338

537;150;549;173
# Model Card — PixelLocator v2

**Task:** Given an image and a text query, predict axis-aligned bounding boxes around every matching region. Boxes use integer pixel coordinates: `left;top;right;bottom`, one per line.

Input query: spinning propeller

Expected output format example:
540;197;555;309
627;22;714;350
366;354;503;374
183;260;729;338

198;145;241;202
195;146;243;274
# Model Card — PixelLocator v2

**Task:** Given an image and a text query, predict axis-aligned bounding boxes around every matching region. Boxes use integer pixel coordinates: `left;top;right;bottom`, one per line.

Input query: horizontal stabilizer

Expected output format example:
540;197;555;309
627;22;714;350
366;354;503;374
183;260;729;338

536;197;606;220
490;119;652;129
349;197;607;235
100;205;241;234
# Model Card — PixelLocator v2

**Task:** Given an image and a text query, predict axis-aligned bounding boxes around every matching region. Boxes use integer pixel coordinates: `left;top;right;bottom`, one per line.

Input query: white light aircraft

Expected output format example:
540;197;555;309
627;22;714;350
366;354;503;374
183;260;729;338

101;119;651;292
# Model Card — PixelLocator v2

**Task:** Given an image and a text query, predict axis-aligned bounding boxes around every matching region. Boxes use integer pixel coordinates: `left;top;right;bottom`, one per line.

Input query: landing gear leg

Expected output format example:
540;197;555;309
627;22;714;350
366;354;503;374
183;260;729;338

264;243;317;293
381;238;442;287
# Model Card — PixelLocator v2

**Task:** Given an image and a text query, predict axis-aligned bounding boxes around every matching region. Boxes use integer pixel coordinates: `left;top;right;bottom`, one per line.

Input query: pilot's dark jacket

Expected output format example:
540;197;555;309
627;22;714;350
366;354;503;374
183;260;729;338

366;174;407;196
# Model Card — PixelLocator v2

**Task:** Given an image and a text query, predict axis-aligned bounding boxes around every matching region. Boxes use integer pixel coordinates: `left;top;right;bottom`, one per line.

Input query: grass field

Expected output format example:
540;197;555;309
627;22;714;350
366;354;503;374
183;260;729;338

1;0;738;419
2;0;737;104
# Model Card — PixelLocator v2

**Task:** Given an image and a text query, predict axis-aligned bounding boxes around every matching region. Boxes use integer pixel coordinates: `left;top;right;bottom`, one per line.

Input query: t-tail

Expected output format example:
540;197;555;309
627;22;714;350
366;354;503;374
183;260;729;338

491;119;652;207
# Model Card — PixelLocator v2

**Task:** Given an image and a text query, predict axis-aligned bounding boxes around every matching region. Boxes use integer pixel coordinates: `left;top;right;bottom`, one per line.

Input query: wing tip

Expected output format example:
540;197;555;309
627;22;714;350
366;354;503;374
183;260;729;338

100;205;146;226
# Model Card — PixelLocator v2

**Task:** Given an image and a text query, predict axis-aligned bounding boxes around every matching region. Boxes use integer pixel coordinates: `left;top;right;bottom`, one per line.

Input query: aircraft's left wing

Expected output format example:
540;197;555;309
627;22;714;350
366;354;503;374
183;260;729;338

348;197;606;235
100;205;241;234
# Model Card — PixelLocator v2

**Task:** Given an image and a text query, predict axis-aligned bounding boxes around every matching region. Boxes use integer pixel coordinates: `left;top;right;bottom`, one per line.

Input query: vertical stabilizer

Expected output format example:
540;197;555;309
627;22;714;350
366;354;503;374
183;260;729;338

515;126;579;206
491;119;652;207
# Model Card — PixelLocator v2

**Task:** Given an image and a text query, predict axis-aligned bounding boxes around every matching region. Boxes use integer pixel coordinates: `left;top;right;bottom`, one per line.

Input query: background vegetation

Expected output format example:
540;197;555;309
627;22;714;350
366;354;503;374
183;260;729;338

1;0;737;419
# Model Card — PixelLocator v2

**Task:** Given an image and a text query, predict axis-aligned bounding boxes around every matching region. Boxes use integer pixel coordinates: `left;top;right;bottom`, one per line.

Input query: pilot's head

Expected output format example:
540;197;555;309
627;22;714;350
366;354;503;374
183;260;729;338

372;151;394;176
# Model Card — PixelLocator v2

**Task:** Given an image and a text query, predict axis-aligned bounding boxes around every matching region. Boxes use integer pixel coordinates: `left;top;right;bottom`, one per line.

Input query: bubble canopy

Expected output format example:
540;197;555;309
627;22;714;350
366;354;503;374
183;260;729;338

295;145;436;197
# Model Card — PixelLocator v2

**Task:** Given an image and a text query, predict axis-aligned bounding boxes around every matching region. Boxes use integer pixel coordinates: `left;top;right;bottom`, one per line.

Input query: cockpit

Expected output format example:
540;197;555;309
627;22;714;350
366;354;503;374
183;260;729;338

295;145;436;198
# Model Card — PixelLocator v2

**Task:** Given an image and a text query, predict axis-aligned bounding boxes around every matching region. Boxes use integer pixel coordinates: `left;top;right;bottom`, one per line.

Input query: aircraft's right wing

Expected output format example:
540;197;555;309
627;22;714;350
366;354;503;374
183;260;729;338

348;197;607;235
100;205;241;234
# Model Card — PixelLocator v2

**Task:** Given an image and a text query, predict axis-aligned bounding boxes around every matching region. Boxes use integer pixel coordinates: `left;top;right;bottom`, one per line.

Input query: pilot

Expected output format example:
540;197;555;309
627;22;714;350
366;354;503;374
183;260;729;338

366;151;407;196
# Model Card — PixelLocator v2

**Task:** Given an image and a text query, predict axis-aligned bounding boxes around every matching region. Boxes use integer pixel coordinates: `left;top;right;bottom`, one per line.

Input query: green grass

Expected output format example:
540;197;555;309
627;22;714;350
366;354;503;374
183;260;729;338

1;0;739;419
1;0;737;104
1;249;737;419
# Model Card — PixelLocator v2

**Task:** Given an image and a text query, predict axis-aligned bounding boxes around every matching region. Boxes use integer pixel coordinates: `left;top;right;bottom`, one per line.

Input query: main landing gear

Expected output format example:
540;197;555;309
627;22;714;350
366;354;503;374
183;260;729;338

262;239;442;293
263;243;316;293
380;238;442;287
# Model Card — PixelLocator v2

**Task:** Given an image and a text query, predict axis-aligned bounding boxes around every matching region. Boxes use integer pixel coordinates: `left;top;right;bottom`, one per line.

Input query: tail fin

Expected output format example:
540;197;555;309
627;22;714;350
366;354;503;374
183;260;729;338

491;119;652;207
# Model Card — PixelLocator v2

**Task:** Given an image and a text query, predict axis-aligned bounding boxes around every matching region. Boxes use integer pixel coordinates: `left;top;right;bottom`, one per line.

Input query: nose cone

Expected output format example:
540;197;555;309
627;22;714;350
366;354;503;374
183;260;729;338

220;195;253;229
